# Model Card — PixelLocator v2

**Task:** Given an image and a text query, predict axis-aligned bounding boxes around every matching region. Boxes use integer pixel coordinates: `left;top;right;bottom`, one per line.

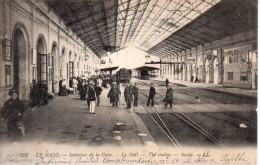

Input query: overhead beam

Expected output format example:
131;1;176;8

140;0;187;47
127;0;150;43
172;33;200;46
148;47;177;57
118;0;131;47
122;0;142;47
151;46;179;55
101;0;111;49
156;42;183;53
136;0;173;45
161;39;187;51
165;38;190;50
131;0;159;43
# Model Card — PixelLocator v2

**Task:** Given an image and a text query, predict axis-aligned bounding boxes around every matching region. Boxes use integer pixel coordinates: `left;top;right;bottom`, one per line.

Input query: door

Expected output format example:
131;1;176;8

214;58;219;84
205;59;210;83
37;53;47;83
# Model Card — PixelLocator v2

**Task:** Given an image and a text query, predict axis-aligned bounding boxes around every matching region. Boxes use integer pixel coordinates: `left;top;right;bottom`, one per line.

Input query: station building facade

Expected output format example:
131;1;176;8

0;0;100;107
160;29;257;89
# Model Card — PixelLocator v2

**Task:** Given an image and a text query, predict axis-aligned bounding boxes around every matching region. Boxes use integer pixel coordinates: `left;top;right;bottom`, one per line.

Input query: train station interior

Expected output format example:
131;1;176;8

0;0;258;163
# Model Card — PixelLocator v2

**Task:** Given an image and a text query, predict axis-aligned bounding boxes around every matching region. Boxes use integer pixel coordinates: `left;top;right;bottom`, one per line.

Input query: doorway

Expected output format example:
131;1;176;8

205;59;210;83
50;44;57;93
213;58;219;84
37;37;47;84
13;28;27;99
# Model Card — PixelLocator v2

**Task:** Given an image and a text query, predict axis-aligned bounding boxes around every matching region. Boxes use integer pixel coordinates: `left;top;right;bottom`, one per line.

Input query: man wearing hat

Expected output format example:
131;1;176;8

147;83;156;107
164;85;173;109
87;81;97;114
72;77;78;95
107;82;121;107
132;82;139;107
1;88;26;141
124;83;133;109
94;83;103;106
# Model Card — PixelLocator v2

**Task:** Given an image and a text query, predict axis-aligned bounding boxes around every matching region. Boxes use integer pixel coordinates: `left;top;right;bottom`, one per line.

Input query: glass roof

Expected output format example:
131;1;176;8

116;0;221;51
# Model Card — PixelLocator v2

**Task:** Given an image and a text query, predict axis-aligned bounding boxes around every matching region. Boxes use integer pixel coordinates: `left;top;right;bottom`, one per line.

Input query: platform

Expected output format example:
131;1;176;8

0;87;156;147
153;78;257;99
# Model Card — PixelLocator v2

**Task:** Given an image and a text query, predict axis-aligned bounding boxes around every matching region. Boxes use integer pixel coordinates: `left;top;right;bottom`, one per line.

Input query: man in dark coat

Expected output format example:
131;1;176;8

30;80;39;107
147;83;156;107
103;77;108;88
1;88;26;141
95;83;103;106
124;83;133;109
78;80;83;99
165;85;173;108
79;81;87;101
88;81;96;114
58;79;63;96
85;82;90;108
166;78;169;87
37;83;48;105
132;82;139;107
108;82;121;107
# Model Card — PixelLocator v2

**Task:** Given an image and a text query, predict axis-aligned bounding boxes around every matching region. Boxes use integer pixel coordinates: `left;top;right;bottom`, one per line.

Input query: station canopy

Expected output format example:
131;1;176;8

44;0;257;58
100;66;119;72
134;65;160;71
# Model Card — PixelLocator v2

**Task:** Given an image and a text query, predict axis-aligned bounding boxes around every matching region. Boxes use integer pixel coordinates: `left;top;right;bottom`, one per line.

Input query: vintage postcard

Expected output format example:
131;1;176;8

0;0;257;164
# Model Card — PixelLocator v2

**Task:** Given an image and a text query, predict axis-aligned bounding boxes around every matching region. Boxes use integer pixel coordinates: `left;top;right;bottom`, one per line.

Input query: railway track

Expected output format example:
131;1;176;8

135;79;255;124
137;87;227;149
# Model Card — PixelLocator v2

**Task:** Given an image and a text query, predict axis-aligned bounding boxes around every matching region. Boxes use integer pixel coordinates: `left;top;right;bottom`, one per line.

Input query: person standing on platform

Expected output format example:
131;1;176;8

87;81;97;114
61;79;67;96
116;80;121;104
166;78;169;87
147;83;156;107
191;75;194;82
95;83;103;106
1;88;26;142
79;81;86;100
72;77;78;95
124;83;133;109
30;80;39;107
164;85;173;109
132;82;139;107
78;80;83;99
107;82;121;108
124;83;129;105
85;81;90;108
58;79;63;96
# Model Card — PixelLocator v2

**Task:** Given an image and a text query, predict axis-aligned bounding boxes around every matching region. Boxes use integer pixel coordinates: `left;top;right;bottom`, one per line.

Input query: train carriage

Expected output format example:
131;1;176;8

116;68;132;83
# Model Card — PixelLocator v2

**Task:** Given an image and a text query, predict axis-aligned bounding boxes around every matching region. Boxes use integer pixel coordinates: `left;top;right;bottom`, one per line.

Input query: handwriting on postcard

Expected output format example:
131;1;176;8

1;150;252;164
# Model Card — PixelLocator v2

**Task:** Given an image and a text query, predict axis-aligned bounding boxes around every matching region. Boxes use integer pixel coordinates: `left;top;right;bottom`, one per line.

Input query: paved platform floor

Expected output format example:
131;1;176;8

0;87;156;147
154;78;257;98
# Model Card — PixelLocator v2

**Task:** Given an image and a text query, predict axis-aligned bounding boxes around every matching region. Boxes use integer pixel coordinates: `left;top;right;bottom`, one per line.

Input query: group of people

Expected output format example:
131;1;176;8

146;79;174;109
0;76;175;142
58;74;119;96
78;80;103;114
107;82;139;109
65;76;174;111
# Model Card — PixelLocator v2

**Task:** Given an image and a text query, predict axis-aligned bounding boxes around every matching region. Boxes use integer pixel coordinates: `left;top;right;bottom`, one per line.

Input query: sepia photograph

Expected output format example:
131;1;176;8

0;0;258;164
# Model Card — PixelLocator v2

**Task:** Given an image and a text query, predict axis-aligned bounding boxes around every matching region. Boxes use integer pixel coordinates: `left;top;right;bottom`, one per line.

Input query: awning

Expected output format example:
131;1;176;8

100;66;119;72
134;66;160;71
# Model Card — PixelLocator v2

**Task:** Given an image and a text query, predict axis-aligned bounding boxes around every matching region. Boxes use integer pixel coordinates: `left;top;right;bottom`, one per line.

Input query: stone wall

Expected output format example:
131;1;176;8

0;0;100;107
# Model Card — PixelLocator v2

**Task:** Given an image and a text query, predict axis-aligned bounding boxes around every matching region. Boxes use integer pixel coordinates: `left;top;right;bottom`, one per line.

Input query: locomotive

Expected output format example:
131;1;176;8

116;68;132;83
